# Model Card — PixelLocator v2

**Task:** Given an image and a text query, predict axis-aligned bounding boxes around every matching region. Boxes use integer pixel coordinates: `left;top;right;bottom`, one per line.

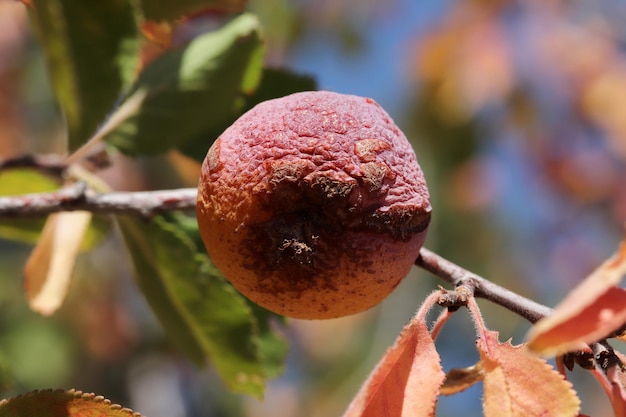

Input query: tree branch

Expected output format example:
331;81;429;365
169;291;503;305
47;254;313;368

416;248;553;323
0;154;67;177
0;182;197;218
0;184;554;323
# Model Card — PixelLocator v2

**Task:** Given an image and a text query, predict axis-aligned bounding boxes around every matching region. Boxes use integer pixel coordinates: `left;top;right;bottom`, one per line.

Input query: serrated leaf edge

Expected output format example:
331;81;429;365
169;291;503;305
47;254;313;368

0;389;144;416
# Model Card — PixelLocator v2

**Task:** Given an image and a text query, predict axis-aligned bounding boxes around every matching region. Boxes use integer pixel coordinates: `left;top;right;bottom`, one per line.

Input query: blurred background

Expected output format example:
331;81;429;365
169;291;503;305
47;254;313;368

1;0;626;415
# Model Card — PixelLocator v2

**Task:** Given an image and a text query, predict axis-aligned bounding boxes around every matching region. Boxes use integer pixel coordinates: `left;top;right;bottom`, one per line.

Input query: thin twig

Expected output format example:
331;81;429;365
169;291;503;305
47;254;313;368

0;183;197;218
0;154;67;177
416;248;553;323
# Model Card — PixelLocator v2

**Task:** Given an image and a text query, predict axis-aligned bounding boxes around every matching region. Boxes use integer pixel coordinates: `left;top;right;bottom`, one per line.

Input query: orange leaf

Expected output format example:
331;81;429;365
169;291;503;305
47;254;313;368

23;211;92;315
342;317;445;417
527;240;626;356
0;389;142;417
479;330;580;417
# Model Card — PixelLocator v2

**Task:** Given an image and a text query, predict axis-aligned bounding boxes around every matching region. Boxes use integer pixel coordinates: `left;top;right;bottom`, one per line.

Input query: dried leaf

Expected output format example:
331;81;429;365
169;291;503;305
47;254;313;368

23;211;92;316
343;317;444;417
0;389;142;417
607;351;626;417
527;240;626;356
479;330;580;417
440;363;484;396
140;0;247;22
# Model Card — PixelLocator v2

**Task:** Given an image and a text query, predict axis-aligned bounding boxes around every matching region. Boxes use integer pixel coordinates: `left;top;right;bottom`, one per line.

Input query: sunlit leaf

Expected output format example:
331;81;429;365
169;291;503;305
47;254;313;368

153;211;288;379
141;0;246;22
0;389;141;417
28;0;141;151
0;169;58;243
117;213;279;397
24;211;92;316
103;13;264;156
527;239;626;356
342;316;444;417
479;330;580;417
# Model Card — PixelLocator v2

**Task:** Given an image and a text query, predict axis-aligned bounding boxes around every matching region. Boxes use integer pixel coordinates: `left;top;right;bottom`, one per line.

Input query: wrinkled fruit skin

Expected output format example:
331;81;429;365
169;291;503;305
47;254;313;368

197;91;431;319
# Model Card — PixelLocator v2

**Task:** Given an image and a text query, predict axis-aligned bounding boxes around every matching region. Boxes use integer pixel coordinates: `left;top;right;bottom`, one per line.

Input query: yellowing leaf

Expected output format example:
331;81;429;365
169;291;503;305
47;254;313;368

0;168;59;243
342;317;445;417
23;211;92;316
0;389;142;417
527;240;626;356
479;330;580;417
440;363;484;396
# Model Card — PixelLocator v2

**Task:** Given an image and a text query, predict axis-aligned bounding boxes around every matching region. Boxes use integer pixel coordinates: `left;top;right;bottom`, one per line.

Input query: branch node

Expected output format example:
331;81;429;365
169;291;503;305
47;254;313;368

416;247;553;323
562;349;595;371
593;341;624;373
437;281;475;311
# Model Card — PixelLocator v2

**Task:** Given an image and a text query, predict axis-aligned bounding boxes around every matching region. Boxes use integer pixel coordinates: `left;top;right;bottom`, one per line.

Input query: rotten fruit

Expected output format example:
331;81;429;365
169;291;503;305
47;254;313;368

197;91;431;319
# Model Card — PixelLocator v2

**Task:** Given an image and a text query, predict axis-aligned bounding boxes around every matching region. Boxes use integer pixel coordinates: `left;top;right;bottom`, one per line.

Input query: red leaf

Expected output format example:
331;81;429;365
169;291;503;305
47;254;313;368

0;389;142;417
479;330;580;417
527;240;626;356
342;316;445;417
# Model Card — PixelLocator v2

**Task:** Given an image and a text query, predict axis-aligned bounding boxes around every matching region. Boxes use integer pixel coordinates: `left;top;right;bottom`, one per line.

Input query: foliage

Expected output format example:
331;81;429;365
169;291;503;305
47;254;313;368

6;0;300;401
1;1;626;417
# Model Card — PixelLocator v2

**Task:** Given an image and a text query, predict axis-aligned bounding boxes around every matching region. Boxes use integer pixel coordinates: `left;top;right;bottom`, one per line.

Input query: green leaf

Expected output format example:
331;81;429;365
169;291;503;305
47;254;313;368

104;13;265;156
117;213;280;397
247;304;288;379
141;0;246;21
29;0;142;151
0;352;15;393
0;169;110;250
161;213;289;378
179;67;317;161
78;216;112;251
245;67;317;107
0;169;57;244
0;169;59;195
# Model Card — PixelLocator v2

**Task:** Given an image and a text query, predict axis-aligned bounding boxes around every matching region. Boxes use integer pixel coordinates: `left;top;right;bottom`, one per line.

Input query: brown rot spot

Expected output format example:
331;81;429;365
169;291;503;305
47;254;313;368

354;138;391;162
243;212;335;278
360;162;394;195
304;170;357;210
207;138;222;172
268;159;316;187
